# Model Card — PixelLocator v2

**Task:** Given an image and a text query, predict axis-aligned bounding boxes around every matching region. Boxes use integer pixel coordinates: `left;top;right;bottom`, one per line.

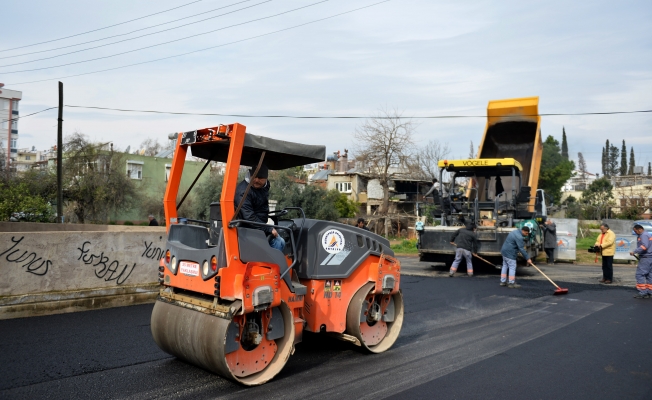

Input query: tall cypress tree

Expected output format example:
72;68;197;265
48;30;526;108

620;140;627;176
649;162;651;176
628;147;635;175
609;144;619;177
601;147;606;176
561;127;569;160
604;140;610;177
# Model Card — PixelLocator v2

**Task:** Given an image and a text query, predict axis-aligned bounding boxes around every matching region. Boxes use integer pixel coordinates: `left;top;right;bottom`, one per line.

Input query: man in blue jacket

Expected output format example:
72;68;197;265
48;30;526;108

631;224;651;299
500;226;532;288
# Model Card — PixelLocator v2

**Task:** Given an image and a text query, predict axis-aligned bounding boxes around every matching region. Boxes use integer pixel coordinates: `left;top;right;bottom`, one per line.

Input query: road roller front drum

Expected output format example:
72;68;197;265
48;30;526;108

151;299;295;386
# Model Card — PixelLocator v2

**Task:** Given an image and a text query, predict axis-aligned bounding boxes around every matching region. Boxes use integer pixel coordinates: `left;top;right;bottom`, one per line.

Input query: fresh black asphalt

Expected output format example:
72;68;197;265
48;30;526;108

1;265;651;399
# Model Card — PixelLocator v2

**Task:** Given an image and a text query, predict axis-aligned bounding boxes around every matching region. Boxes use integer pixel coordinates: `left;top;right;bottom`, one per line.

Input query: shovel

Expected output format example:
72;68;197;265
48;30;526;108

529;262;569;295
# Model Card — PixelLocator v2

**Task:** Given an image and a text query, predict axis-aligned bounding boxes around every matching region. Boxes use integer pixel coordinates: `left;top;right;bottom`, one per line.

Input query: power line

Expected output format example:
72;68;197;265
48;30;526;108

63;105;652;119
0;0;266;66
0;0;328;74
0;107;58;124
0;0;204;52
7;1;391;85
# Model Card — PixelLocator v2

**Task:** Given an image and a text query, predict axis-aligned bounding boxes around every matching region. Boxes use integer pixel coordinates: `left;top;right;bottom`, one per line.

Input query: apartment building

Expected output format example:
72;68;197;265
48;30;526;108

0;84;22;169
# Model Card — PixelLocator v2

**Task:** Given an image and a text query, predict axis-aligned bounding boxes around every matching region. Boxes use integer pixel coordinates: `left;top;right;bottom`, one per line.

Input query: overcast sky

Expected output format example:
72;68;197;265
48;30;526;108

2;0;651;174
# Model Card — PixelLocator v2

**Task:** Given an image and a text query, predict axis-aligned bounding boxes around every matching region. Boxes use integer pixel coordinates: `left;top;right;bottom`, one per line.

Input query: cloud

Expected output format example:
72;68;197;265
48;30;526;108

2;0;650;175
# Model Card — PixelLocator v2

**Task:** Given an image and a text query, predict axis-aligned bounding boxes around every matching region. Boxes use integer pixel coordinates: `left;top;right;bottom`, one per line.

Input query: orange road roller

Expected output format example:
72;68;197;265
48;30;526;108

151;123;404;385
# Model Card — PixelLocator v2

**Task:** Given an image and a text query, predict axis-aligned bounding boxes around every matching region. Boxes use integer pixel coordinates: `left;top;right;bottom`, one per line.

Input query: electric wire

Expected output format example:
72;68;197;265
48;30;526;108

0;0;331;74
0;0;204;52
0;0;253;61
6;1;390;85
0;0;266;66
63;105;652;119
0;107;58;124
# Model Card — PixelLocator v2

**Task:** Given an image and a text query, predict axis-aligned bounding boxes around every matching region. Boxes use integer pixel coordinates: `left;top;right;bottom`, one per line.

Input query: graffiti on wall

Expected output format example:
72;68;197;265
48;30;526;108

0;236;51;276
76;241;135;285
142;241;164;261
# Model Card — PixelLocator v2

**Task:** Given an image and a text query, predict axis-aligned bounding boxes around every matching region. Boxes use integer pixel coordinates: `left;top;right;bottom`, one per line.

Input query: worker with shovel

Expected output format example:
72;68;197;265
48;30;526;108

449;223;480;277
500;226;532;288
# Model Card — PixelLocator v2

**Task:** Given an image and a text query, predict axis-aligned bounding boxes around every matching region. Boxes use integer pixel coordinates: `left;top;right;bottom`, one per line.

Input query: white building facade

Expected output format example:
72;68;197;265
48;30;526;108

0;84;22;169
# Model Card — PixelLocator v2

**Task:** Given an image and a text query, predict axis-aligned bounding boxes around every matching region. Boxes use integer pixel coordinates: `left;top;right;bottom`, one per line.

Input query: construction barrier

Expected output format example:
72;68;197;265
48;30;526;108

0;223;166;319
553;218;578;262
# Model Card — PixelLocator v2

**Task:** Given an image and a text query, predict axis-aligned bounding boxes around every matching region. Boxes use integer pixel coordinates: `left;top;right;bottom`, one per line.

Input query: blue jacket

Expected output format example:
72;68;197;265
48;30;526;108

501;229;529;260
634;231;651;258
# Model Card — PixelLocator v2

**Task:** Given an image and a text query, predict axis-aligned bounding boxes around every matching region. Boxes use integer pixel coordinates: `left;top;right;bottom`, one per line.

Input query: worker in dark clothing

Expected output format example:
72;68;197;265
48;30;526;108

234;164;285;251
148;215;159;226
449;224;480;277
356;218;369;231
541;219;557;264
495;176;505;197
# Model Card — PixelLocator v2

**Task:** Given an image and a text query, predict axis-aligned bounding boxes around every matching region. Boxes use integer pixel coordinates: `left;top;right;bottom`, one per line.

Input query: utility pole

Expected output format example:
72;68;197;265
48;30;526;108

57;82;63;223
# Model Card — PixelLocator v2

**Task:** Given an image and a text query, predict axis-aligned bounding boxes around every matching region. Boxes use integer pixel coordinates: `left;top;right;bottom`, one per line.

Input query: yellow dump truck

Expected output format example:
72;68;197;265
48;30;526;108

417;97;547;264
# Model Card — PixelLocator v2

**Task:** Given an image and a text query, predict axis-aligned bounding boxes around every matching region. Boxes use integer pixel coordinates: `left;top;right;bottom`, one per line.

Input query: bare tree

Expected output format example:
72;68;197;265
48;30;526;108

353;108;416;220
469;140;475;159
414;139;451;181
140;138;163;157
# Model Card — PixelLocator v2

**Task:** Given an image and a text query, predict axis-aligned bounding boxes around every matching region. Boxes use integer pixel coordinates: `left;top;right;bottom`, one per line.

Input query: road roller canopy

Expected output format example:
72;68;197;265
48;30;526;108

438;158;523;177
183;129;326;170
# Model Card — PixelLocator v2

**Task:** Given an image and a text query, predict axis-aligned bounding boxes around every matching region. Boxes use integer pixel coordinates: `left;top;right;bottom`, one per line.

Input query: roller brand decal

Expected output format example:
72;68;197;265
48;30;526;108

461;160;489;166
322;229;345;254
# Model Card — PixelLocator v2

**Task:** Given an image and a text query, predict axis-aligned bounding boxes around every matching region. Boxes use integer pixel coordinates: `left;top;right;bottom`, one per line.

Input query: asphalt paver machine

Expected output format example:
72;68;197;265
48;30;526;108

151;123;404;385
417;97;548;265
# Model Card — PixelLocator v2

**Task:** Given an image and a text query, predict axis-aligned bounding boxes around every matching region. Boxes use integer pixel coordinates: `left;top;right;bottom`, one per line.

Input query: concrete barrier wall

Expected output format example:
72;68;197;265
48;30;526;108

0;225;168;319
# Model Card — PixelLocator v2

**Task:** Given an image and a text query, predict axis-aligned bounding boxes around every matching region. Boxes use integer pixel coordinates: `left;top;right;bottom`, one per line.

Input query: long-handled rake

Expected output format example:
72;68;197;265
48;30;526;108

529;262;569;295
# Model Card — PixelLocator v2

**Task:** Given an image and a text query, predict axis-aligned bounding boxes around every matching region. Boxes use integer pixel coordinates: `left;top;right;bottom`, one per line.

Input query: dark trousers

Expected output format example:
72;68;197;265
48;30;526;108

602;255;614;281
545;248;555;263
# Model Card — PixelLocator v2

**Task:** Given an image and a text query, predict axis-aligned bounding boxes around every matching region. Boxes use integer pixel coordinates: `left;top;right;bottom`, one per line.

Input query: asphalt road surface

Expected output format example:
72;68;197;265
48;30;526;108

1;257;651;399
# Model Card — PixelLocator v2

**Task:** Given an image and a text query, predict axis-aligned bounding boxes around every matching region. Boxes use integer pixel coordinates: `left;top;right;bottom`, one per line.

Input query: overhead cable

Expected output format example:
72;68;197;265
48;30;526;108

0;0;330;74
0;0;204;52
0;106;58;124
7;1;390;85
0;0;268;67
64;105;652;119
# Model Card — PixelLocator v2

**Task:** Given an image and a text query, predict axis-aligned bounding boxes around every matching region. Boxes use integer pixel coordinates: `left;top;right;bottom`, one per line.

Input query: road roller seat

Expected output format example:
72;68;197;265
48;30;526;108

237;227;293;290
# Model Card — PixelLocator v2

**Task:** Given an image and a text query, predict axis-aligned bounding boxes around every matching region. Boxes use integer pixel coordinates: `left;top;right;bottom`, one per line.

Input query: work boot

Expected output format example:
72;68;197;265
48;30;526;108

467;273;474;277
499;282;507;286
633;293;650;299
507;283;521;289
449;272;454;277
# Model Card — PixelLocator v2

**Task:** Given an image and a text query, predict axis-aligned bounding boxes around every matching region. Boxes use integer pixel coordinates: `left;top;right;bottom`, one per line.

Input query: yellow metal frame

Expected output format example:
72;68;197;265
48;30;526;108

438;158;523;171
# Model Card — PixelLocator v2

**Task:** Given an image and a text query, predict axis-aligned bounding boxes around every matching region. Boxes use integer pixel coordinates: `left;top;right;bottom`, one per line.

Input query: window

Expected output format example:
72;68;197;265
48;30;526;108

10;138;17;149
25;155;31;161
40;155;46;161
0;99;8;110
335;181;352;193
126;161;143;179
1;120;7;129
11;100;19;111
11;120;17;129
165;164;171;182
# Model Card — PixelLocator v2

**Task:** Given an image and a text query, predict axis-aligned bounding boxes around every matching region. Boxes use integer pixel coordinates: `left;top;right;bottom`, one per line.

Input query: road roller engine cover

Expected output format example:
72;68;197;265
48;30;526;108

151;123;405;386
